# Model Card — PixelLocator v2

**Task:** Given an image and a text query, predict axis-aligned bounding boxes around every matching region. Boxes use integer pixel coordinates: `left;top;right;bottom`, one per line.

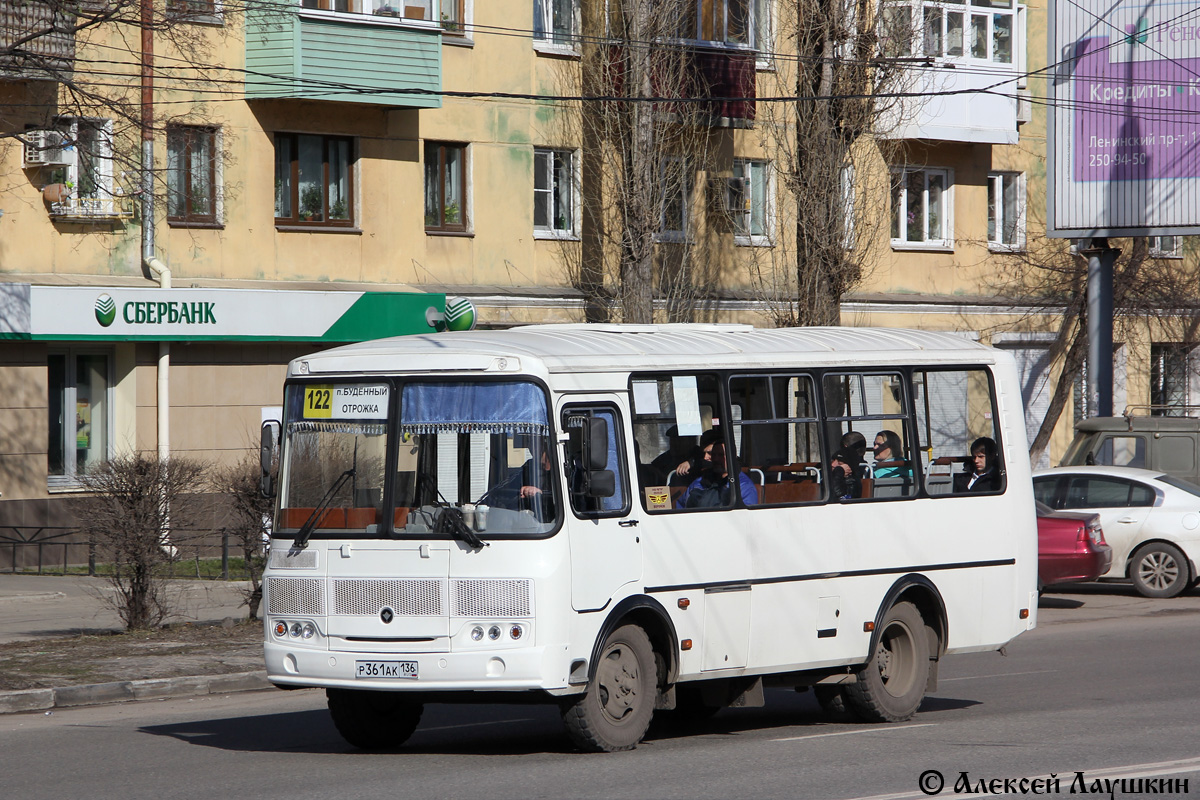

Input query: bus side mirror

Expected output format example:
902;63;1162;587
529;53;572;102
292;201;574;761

584;469;616;498
585;417;609;470
260;420;280;498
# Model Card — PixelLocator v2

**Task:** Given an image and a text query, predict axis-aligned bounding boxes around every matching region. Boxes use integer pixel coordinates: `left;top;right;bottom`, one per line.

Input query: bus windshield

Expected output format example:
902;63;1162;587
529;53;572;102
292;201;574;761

278;383;391;535
394;381;557;536
277;379;558;538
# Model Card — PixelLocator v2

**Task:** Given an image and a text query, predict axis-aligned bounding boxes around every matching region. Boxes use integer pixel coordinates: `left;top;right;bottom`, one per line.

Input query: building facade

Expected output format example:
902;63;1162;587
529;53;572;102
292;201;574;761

1;0;1196;535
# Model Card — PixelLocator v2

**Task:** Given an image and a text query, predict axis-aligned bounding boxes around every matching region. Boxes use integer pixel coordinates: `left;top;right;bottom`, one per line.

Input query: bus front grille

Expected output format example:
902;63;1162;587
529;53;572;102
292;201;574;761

332;579;443;616
267;577;325;615
451;579;532;617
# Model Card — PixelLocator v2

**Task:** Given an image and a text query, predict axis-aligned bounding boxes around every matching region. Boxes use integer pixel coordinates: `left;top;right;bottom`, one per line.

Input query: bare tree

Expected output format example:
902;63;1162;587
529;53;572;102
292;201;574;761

985;231;1200;465
76;453;209;630
752;0;915;327
208;453;271;620
549;0;740;323
1;1;256;219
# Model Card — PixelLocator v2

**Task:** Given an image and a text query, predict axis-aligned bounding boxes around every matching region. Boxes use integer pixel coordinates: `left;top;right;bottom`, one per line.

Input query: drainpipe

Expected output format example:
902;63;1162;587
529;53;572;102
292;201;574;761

141;0;169;463
146;258;171;462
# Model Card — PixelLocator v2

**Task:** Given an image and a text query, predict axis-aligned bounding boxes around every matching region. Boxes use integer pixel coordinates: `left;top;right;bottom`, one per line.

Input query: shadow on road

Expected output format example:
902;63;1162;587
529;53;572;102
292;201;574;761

1038;596;1085;610
140;686;973;755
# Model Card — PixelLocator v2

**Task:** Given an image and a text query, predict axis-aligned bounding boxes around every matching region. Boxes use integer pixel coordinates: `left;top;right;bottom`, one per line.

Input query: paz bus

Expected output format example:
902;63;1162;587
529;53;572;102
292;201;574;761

260;324;1038;752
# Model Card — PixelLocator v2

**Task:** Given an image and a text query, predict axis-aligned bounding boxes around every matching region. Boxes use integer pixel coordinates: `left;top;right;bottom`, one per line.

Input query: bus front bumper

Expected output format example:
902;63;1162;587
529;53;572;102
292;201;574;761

264;640;573;692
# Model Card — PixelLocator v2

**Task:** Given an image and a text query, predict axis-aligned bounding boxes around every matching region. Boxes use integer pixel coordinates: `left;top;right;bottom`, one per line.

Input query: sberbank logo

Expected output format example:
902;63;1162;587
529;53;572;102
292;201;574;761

95;294;116;327
444;297;477;332
95;294;218;326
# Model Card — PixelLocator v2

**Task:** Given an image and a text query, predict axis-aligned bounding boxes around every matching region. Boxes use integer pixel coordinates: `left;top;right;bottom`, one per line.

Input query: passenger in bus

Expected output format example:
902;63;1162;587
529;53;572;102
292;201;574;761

842;430;868;462
842;430;872;481
872;430;912;478
953;437;1002;492
829;448;863;501
646;425;703;486
676;429;758;508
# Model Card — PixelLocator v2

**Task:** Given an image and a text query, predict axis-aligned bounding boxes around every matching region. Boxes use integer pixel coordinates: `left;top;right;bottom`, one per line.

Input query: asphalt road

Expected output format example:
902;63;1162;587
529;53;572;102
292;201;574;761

4;585;1199;800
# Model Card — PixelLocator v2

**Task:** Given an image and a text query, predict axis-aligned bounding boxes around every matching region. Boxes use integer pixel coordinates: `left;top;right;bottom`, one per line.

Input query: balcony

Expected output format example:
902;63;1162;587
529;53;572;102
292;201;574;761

49;196;135;222
0;1;75;81
603;46;757;126
245;1;441;108
879;0;1023;145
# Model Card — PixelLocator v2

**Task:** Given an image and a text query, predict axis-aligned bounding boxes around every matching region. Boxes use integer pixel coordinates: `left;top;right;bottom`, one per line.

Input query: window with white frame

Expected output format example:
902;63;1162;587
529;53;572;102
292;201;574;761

987;171;1024;250
43;117;115;215
533;148;576;236
676;0;768;48
48;351;111;485
534;0;576;47
1149;236;1183;259
911;0;1015;63
659;158;691;240
729;158;770;242
891;167;952;247
299;0;442;23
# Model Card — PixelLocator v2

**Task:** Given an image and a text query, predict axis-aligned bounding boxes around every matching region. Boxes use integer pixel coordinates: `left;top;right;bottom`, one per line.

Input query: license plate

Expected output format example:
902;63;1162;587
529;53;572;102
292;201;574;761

355;660;418;679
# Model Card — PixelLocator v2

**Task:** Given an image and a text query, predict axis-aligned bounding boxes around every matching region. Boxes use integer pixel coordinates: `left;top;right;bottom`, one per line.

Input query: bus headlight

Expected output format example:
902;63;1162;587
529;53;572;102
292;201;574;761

471;625;485;641
488;625;502;641
301;622;316;640
290;622;303;638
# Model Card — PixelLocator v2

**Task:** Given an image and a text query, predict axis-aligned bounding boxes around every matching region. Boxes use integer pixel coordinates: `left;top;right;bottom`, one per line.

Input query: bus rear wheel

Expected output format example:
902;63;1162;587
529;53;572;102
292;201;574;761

846;602;929;723
562;624;656;752
326;688;423;750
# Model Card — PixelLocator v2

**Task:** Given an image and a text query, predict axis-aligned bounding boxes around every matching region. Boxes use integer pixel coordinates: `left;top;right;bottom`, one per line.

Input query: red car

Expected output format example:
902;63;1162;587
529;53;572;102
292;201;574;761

1036;501;1113;590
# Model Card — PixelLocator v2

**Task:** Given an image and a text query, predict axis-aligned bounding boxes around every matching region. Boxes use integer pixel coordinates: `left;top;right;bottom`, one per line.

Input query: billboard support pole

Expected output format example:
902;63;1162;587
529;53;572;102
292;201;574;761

1082;238;1119;417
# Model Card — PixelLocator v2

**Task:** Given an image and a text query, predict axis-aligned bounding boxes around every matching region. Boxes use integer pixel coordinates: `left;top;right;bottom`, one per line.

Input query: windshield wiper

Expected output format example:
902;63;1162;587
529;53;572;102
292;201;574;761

293;468;356;550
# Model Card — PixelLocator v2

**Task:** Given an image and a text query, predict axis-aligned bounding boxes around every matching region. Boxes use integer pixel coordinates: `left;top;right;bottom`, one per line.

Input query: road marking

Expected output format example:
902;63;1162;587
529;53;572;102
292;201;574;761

773;723;935;742
939;669;1058;682
839;756;1200;800
419;718;537;733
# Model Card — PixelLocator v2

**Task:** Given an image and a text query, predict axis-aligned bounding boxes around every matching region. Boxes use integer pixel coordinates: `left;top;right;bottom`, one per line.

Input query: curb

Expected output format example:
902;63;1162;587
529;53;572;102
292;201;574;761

0;671;276;715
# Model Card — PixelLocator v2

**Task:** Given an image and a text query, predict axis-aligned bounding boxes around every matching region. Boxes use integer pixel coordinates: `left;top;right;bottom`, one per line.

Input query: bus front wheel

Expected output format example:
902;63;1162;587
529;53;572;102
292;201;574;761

846;601;929;723
562;624;656;752
327;688;423;750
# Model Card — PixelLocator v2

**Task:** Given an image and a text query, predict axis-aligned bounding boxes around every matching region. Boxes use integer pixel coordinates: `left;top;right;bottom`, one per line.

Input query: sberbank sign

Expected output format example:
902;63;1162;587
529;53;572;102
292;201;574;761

18;286;444;342
103;297;217;327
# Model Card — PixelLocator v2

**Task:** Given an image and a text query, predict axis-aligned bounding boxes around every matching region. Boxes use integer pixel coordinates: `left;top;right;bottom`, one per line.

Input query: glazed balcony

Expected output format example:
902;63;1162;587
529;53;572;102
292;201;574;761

245;1;442;108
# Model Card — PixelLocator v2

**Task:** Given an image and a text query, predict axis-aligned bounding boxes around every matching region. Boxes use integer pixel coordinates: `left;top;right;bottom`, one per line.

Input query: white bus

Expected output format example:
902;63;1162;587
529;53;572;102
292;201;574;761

260;324;1038;752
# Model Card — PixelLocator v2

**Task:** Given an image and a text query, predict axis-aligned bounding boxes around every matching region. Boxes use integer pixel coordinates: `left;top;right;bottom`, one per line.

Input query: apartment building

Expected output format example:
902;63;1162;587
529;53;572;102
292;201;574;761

0;0;1196;533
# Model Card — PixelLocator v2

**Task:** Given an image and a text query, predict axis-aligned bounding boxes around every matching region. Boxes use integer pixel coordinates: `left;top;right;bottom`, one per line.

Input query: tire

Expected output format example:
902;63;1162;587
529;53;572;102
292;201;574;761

562;624;656;752
813;685;862;723
1129;542;1191;598
326;688;423;750
846;601;930;723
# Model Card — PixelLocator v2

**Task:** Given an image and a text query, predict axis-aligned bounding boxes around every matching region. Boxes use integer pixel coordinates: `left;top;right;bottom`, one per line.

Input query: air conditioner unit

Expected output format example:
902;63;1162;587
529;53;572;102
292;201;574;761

1016;90;1032;125
23;130;73;167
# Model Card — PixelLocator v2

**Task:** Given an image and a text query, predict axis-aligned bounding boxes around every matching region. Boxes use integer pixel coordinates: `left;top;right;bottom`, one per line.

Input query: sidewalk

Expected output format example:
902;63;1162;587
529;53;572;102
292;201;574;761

0;573;276;714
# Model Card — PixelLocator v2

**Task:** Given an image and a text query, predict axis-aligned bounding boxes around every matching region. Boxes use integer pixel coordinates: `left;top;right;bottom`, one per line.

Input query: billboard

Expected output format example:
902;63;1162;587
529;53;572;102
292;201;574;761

1047;0;1200;237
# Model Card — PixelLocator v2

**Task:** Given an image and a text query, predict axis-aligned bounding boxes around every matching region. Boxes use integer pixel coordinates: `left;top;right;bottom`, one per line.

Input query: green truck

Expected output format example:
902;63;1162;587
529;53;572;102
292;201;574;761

1061;413;1200;485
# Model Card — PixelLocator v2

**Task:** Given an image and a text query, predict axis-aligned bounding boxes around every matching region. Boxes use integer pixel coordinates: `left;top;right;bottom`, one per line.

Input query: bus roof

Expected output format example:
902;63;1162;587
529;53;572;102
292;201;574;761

291;325;999;377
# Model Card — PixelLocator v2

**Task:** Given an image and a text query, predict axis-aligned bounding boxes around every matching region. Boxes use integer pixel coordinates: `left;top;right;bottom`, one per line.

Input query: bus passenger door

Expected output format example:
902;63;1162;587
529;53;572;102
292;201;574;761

560;399;643;612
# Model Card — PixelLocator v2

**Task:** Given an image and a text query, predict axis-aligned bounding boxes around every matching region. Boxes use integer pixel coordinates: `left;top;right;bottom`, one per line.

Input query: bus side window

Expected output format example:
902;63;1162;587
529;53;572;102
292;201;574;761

630;373;726;512
730;373;825;506
913;368;1005;496
822;372;915;501
561;404;630;518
